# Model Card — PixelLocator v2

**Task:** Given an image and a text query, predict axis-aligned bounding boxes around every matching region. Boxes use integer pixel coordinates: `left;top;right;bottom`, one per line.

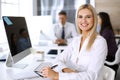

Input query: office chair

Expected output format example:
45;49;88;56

105;47;120;65
103;66;115;80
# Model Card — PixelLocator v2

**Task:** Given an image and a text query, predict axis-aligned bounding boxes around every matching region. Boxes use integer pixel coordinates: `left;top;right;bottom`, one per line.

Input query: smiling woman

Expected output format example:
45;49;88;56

40;4;107;80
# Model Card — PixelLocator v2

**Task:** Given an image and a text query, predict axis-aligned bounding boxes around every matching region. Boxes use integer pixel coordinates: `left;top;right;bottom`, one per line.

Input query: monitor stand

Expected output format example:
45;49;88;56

6;53;28;69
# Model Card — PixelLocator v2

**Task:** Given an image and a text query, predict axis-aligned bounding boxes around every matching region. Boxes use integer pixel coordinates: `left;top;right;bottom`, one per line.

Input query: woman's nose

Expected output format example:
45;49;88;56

81;18;87;23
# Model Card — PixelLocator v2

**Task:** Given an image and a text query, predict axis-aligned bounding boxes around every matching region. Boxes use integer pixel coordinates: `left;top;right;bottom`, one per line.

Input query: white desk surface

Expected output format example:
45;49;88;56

0;53;55;80
0;42;67;80
34;43;67;50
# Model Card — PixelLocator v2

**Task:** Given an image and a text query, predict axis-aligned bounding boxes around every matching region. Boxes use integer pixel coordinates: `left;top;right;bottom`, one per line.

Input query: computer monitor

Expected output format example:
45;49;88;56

2;16;32;68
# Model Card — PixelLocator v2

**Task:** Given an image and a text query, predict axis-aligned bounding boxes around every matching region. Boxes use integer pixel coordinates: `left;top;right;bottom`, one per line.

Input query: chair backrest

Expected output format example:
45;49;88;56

105;47;120;65
115;47;120;64
103;66;115;80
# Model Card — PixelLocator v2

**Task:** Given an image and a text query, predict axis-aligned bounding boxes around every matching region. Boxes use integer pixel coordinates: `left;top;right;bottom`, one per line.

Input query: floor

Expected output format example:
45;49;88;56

115;67;120;80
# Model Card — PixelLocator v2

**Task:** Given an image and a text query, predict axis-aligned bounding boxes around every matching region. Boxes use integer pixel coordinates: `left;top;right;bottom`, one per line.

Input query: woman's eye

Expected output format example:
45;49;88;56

86;15;92;18
77;15;82;18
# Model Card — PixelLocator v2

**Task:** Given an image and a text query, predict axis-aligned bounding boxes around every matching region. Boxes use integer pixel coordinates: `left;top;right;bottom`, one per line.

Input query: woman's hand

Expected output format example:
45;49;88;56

62;68;76;73
41;67;59;80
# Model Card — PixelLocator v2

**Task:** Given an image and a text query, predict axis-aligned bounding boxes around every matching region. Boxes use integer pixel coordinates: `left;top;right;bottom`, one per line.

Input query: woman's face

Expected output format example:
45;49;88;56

77;8;94;33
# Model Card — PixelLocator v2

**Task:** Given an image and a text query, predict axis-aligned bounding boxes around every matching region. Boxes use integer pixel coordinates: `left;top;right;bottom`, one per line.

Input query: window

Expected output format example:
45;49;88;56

1;0;33;17
1;0;20;16
36;0;95;23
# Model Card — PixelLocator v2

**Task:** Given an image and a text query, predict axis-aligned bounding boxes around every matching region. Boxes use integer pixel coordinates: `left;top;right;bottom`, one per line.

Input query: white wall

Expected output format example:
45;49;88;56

25;16;55;45
19;0;33;16
0;20;7;43
0;0;1;18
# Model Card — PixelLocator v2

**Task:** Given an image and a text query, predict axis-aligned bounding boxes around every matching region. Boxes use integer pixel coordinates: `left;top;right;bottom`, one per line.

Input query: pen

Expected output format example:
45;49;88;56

51;64;58;69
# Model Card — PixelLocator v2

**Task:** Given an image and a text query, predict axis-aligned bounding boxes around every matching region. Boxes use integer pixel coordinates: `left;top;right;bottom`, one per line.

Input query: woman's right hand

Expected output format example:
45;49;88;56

41;67;59;80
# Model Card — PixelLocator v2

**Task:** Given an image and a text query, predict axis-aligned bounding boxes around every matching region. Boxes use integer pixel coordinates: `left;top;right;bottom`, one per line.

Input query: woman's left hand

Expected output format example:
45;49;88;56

41;67;59;80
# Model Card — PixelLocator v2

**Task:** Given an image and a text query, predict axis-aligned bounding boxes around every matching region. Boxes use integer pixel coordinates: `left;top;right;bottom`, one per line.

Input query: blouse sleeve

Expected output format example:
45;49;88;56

58;37;108;80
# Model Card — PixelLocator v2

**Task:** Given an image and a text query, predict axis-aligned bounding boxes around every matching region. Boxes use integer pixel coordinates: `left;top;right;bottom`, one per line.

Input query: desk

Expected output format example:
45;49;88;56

0;53;55;80
0;41;67;80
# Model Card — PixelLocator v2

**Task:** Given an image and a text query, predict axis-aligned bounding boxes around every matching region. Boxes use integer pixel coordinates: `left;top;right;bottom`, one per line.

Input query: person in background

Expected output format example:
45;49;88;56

98;12;119;75
53;10;78;45
40;4;107;80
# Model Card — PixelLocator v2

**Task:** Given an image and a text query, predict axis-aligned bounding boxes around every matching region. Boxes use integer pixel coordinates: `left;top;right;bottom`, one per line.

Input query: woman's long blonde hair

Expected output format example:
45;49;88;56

75;4;98;50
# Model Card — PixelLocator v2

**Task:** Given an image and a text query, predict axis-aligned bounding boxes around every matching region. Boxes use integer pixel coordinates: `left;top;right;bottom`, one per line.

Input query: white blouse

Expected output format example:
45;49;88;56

54;35;108;80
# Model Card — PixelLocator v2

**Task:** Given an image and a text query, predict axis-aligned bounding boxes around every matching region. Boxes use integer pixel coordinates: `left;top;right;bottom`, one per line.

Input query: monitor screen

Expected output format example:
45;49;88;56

2;16;32;63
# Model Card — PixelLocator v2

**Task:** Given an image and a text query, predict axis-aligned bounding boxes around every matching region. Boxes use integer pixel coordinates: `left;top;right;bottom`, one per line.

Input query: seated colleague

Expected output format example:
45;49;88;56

40;4;107;80
98;12;119;75
53;10;78;45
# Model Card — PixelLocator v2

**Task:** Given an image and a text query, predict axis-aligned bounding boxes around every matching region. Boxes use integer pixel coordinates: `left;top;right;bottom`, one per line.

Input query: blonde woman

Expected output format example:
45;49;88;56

41;4;108;80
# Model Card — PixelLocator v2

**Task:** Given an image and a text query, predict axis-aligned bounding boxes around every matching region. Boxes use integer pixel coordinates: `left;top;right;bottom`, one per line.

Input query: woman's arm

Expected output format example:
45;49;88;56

40;38;76;80
58;37;108;80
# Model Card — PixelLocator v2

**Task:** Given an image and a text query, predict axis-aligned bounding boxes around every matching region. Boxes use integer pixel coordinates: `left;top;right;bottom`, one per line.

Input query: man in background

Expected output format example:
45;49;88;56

53;10;78;45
